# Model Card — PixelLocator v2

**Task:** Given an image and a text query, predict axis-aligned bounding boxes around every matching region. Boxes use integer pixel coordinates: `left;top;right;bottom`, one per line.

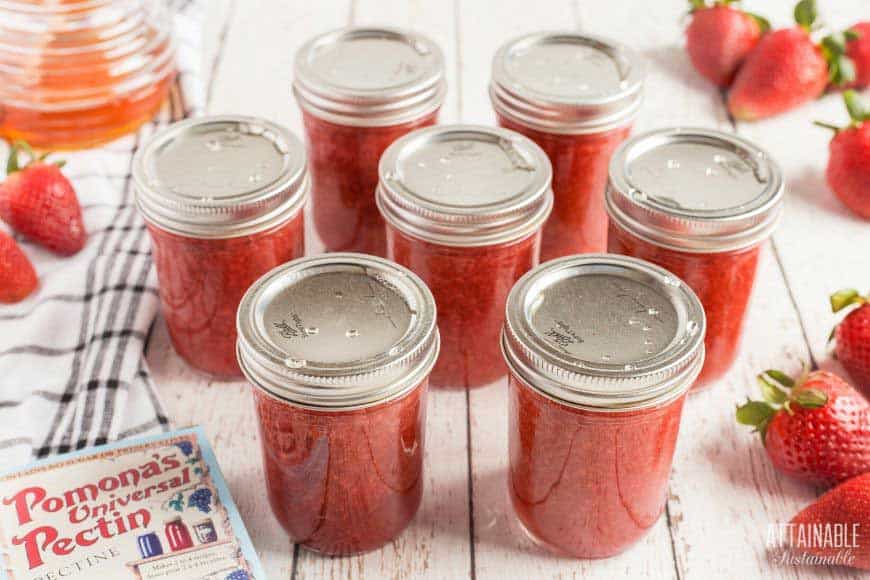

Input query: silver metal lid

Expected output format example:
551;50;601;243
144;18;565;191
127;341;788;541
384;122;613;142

376;125;553;247
293;27;446;127
237;253;439;409
133;115;309;238
606;127;785;252
490;32;645;134
502;254;705;410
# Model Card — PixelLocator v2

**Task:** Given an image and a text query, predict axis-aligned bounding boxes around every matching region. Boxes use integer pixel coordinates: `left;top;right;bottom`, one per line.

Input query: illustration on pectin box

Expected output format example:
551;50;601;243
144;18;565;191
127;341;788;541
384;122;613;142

0;427;265;580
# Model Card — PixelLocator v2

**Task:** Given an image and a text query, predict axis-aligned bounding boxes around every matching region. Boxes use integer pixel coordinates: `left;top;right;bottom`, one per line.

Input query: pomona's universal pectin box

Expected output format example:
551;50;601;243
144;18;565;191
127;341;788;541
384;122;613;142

0;427;265;580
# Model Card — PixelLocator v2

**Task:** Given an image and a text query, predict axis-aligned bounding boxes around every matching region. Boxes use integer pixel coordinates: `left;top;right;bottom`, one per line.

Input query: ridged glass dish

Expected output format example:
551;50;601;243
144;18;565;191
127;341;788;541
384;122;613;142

0;0;176;149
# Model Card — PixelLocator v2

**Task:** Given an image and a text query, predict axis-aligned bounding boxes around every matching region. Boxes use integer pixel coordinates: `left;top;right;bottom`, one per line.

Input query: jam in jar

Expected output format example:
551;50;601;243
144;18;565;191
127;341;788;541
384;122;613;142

378;125;552;389
293;27;446;256
502;254;705;558
134;116;308;378
0;0;176;149
237;253;439;555
490;32;645;260
605;128;784;387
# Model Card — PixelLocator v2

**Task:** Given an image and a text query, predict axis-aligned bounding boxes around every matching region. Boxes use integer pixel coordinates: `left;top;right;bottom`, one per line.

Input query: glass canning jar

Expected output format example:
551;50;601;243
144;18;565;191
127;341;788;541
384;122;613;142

605;128;784;387
237;253;439;556
490;32;645;260
0;0;176;149
502;254;706;558
134;116;308;378
293;27;446;256
378;125;553;389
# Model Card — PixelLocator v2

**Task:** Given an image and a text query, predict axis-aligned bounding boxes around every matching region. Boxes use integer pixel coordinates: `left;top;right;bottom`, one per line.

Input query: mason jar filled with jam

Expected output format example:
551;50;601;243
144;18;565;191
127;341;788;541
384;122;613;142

606;128;784;387
293;27;446;256
502;254;705;558
378;125;552;389
490;32;645;260
237;253;439;555
134;116;309;378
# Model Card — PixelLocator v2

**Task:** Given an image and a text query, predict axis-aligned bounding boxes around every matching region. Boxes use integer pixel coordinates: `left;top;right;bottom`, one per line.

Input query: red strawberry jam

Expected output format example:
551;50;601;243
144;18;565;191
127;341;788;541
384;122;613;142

378;125;552;389
294;27;446;256
134;116;308;378
237;254;439;555
605;128;784;387
502;255;705;558
491;32;645;260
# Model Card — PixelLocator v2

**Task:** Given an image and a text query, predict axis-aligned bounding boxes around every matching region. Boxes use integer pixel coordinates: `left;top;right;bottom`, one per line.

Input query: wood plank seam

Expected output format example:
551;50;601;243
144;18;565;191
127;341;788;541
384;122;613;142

769;241;820;370
465;387;478;580
205;0;237;109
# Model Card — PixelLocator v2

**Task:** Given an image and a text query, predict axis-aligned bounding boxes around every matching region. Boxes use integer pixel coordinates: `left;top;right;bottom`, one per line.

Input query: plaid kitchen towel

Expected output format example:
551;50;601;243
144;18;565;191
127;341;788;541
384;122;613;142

0;0;207;467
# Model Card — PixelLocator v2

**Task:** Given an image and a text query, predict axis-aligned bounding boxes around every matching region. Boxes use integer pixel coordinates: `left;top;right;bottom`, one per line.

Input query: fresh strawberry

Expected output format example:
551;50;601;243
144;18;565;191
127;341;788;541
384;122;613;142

0;141;86;256
820;23;865;89
830;289;870;395
0;229;37;303
815;91;870;219
789;473;870;570
727;0;833;121
736;368;870;486
685;0;768;87
844;22;870;88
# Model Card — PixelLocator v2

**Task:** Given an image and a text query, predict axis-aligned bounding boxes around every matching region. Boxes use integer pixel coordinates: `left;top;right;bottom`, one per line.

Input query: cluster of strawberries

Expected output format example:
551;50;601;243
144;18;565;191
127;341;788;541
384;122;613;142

685;0;869;219
0;142;86;303
737;292;870;568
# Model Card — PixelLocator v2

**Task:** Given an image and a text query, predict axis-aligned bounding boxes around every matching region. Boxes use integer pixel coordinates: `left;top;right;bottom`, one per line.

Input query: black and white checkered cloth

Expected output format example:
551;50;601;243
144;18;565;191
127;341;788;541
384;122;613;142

0;0;206;467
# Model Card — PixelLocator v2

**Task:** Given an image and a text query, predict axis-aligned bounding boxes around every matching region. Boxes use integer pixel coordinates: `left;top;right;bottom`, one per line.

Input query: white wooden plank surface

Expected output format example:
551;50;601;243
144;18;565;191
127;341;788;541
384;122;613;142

149;1;870;578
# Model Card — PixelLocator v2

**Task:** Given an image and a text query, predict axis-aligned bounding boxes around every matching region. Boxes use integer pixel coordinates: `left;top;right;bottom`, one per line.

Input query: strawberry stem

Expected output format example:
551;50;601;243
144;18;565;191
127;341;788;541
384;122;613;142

793;388;827;408
6;143;21;175
844;90;870;125
3;140;63;176
793;0;818;32
735;399;776;441
813;121;841;133
830;288;867;312
758;375;789;404
746;12;771;33
821;33;858;86
814;92;868;135
763;369;796;388
737;365;827;441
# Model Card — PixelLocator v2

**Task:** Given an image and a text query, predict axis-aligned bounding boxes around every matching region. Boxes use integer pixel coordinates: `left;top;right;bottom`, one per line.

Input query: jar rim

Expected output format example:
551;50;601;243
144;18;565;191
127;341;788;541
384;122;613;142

293;26;447;127
237;254;440;409
133;115;310;239
503;336;703;412
376;124;554;247
606;127;785;253
502;254;706;410
490;31;645;134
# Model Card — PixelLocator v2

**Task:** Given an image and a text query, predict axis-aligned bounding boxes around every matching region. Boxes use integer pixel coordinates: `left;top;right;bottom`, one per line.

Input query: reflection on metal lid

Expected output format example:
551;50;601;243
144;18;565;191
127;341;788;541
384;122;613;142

294;27;446;127
377;124;553;246
133;115;308;238
606;127;784;252
490;32;645;133
503;254;705;410
237;253;439;409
